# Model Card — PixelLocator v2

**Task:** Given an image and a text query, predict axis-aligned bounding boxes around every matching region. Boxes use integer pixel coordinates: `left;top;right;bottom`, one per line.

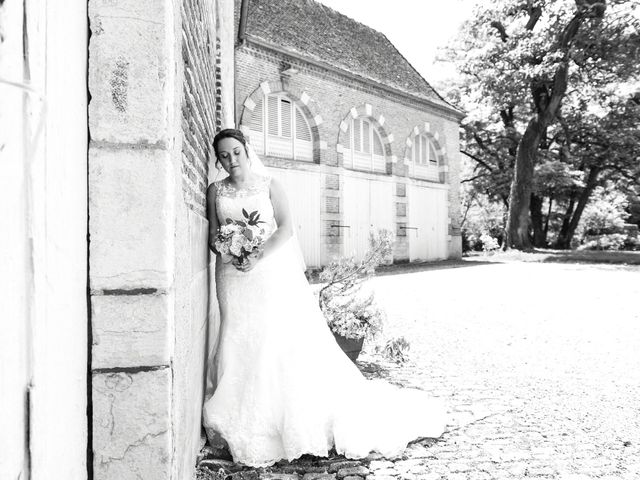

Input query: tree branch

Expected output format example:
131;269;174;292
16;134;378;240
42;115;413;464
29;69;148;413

460;149;496;172
491;20;508;42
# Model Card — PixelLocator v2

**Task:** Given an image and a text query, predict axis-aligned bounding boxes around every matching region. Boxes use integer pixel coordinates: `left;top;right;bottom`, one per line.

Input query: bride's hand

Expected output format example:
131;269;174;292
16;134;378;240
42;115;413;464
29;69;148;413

234;248;263;272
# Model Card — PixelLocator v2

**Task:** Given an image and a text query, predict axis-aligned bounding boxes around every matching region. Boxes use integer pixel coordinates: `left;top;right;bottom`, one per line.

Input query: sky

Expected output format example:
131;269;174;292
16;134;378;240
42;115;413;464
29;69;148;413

315;0;478;89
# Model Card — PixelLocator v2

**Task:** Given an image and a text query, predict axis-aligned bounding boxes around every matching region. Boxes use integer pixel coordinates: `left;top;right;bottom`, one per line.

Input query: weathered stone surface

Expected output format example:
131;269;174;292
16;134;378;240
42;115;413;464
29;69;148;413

88;0;172;144
328;461;360;473
336;466;369;478
89;147;173;291
260;474;300;480
91;293;171;369
92;368;171;479
302;473;335;480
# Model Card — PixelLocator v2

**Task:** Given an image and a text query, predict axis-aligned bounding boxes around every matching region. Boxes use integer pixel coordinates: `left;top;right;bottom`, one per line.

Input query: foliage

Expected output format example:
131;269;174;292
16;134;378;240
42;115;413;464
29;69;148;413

480;233;502;253
319;229;394;340
573;185;638;250
442;0;640;249
379;336;411;364
578;233;629;250
577;186;630;236
461;163;507;252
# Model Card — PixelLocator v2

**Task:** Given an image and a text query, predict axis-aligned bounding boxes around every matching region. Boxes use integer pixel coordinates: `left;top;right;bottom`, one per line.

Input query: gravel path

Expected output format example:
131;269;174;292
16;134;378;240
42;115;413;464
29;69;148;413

198;262;640;480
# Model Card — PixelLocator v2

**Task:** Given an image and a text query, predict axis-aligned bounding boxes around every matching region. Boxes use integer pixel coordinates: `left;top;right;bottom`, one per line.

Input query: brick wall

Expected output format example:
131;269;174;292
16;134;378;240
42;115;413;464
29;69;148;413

235;43;463;262
181;0;219;217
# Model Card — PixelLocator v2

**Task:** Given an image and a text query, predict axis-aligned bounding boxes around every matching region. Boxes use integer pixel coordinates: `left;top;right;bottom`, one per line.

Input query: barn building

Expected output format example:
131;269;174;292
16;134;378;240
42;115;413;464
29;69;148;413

235;0;465;267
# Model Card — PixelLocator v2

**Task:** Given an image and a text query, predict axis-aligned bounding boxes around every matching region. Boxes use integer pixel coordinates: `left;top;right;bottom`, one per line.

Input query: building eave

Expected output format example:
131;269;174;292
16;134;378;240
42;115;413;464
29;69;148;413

242;35;466;122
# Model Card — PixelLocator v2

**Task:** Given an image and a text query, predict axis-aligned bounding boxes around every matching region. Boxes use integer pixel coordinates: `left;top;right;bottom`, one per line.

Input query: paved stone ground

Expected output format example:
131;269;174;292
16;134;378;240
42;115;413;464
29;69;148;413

197;262;640;480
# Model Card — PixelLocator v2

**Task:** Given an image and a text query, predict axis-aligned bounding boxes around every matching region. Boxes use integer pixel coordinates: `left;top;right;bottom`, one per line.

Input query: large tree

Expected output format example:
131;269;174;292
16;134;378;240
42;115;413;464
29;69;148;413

443;0;640;249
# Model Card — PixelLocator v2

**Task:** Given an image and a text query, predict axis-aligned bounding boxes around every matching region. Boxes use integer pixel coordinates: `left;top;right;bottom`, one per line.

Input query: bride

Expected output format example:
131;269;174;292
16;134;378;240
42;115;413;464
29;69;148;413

203;128;447;468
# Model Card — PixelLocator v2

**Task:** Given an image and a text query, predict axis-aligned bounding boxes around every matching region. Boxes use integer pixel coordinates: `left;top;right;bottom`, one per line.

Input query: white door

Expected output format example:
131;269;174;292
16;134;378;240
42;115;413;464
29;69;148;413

267;167;323;268
343;176;394;261
343;176;370;261
409;185;448;261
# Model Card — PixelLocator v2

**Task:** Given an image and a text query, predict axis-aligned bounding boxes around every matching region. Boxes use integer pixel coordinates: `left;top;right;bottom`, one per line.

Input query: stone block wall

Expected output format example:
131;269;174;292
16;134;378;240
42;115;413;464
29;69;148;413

235;44;463;262
88;0;234;478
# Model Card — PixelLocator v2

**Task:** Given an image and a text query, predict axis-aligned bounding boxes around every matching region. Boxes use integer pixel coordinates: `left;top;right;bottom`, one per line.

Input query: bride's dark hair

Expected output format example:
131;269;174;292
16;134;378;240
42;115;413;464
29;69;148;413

213;128;249;160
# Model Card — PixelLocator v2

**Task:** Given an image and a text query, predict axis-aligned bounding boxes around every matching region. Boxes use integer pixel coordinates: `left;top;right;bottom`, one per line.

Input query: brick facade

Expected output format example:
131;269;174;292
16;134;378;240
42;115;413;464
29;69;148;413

235;42;463;262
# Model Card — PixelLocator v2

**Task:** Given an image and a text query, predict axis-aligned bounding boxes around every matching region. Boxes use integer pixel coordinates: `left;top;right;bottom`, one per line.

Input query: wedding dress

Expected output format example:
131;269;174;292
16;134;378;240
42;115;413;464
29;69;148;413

202;173;447;468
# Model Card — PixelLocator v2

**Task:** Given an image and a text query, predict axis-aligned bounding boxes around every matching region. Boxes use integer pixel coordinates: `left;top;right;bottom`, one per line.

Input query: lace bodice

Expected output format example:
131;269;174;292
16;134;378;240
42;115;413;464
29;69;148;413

213;175;276;239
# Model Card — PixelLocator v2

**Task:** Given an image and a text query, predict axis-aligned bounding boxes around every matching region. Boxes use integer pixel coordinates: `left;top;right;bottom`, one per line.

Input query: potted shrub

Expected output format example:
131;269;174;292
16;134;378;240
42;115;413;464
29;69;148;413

318;230;393;362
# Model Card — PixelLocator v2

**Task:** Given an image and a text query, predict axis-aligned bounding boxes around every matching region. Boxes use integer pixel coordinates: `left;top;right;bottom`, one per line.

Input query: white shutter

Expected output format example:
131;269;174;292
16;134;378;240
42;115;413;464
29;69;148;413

295;107;311;141
281;98;292;138
362;120;371;154
267;96;278;136
373;130;384;155
344;123;351;148
353;119;361;153
248;97;264;155
429;139;438;165
249;98;263;131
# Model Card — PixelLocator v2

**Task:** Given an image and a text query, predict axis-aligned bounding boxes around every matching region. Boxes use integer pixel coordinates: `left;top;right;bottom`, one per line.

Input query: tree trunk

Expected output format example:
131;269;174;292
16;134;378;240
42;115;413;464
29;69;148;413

555;167;601;248
505;118;546;249
530;194;546;247
543;196;553;239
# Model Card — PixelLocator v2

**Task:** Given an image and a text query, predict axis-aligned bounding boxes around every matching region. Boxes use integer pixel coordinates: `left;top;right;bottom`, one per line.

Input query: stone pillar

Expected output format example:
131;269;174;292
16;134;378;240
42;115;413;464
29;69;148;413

89;0;235;476
88;0;177;478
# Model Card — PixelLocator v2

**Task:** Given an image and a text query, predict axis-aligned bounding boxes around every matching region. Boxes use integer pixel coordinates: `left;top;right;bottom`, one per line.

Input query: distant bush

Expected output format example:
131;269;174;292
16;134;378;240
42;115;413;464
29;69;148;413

576;187;635;250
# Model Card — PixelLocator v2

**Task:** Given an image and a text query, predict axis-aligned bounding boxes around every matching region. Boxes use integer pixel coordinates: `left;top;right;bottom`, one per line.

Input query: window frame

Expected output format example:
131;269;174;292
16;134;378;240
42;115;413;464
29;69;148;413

342;117;387;174
248;92;314;162
410;133;440;180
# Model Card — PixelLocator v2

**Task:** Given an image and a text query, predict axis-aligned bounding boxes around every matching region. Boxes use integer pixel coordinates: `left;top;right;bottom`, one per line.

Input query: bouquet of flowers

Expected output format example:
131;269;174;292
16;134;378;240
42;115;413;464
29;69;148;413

214;208;266;264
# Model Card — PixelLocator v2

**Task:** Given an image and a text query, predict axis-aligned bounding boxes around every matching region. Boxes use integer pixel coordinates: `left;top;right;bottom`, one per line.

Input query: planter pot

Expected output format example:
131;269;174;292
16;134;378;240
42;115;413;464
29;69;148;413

332;332;364;363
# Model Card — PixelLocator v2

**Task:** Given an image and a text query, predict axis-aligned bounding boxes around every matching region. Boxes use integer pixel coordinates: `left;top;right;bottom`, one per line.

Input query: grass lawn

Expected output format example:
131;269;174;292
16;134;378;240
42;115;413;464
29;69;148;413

464;248;640;265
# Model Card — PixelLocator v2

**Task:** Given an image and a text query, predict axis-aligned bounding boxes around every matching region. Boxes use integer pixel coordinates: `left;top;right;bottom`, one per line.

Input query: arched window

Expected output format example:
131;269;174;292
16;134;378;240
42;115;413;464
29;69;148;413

247;92;313;162
410;133;439;180
342;117;386;173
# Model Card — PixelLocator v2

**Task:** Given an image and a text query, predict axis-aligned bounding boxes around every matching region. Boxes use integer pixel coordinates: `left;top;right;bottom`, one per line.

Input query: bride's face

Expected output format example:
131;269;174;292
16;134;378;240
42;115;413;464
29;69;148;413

216;137;250;178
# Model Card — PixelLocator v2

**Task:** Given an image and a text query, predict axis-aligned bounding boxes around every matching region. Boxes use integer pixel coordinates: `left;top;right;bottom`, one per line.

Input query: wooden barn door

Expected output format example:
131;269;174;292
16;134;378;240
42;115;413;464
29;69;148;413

408;185;448;261
267;167;323;268
343;175;393;262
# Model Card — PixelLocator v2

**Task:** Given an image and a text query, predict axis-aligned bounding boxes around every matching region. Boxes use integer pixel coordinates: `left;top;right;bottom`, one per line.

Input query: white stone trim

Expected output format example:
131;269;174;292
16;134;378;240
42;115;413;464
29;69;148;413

339;120;349;133
391;155;398;164
313;114;323;126
319;141;328;150
405;137;413;147
413;126;420;135
433;132;440;141
260;82;271;94
350;107;358;118
365;103;372;115
424;122;431;132
385;133;394;144
378;114;385;126
243;97;256;111
300;91;310;105
439;165;449;173
336;144;344;154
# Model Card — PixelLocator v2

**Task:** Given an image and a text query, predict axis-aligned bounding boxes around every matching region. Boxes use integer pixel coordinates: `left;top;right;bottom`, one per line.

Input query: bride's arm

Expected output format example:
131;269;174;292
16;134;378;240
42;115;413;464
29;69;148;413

260;177;293;259
206;183;220;255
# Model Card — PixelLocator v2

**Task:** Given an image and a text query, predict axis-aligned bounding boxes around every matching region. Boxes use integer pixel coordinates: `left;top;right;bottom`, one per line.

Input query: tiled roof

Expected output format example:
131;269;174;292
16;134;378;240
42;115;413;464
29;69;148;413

239;0;456;111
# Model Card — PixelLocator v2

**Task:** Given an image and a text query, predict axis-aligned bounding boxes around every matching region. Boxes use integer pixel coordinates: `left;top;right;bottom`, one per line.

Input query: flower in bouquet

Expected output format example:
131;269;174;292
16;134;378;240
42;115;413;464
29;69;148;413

215;209;266;264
